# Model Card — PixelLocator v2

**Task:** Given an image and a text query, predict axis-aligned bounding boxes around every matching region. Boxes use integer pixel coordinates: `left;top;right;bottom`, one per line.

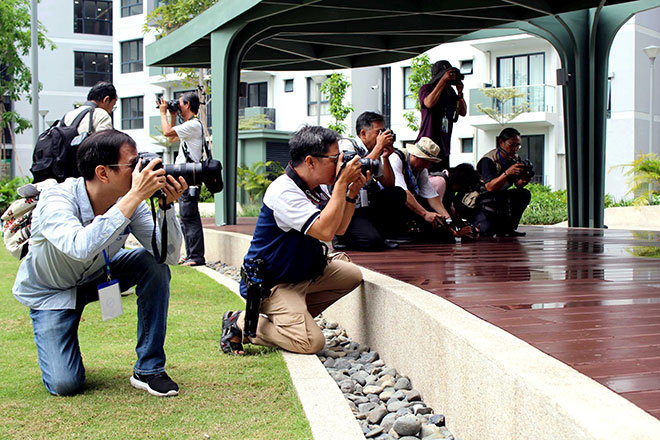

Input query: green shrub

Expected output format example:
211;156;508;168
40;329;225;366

519;183;568;225
239;202;262;217
237;161;284;203
0;176;32;214
199;184;214;203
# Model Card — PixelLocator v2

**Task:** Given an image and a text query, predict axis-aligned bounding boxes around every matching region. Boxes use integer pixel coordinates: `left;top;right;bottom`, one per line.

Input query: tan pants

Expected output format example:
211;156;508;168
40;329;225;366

237;254;362;354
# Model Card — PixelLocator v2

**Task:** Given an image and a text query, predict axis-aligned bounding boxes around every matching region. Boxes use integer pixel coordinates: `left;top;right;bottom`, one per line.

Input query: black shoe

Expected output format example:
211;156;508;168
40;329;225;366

130;371;179;397
382;240;399;249
497;230;526;237
332;237;350;251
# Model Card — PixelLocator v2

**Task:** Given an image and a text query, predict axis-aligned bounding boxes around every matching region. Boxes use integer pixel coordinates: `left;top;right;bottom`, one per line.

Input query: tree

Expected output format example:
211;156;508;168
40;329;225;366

237;161;284;203
0;0;54;177
476;87;530;126
320;73;354;135
403;54;432;132
614;153;660;205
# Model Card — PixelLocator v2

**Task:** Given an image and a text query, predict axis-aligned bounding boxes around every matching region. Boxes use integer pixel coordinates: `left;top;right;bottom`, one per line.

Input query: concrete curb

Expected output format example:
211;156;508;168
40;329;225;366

193;266;364;440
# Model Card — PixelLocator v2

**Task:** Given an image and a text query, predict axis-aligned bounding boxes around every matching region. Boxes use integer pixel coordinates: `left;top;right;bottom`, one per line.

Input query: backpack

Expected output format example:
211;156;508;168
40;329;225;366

30;106;95;183
1;179;57;259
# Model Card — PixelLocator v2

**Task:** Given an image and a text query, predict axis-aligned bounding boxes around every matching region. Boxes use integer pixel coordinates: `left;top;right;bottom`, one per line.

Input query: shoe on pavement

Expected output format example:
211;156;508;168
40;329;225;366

130;371;179;397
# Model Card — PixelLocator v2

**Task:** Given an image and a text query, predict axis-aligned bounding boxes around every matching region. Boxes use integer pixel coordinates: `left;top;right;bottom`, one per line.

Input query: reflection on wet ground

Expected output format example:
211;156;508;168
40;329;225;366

345;226;660;419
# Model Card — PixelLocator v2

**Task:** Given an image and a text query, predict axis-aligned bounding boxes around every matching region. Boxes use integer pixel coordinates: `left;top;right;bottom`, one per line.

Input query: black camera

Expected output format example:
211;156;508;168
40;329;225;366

516;159;535;179
441;217;479;240
342;150;383;178
156;99;179;113
138;152;224;193
447;67;465;85
382;129;396;142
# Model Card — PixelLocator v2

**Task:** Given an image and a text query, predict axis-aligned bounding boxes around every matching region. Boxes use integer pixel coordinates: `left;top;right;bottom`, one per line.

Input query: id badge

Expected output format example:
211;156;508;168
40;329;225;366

441;115;449;133
359;188;369;207
98;279;123;321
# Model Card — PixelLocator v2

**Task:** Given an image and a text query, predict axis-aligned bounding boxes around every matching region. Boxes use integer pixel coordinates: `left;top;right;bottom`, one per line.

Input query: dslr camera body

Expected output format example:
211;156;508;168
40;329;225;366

342;150;383;178
515;158;535;180
156;99;180;113
447;67;465;86
138;152;224;194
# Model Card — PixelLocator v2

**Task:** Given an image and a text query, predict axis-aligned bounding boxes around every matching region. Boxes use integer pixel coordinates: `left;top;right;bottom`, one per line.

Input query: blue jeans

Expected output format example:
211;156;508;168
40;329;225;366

29;248;171;396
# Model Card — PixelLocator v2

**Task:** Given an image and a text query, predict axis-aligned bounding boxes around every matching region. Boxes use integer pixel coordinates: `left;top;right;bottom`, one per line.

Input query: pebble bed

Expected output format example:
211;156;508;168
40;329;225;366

208;260;458;440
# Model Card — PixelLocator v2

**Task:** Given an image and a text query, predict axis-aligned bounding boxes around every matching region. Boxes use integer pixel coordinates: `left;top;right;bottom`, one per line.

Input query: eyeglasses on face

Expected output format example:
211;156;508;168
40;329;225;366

108;156;139;170
505;140;522;150
312;153;340;164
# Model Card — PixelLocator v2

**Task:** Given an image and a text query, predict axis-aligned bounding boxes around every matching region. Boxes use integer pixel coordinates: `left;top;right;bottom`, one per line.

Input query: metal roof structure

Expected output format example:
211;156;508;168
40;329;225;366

146;0;658;227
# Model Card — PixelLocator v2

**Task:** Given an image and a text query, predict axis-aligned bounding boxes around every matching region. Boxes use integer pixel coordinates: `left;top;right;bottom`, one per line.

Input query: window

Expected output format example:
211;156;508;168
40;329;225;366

403;67;416;109
74;52;112;87
307;77;329;116
284;79;294;93
459;60;473;75
121;96;143;130
461;138;473;154
121;39;143;73
74;0;112;36
497;52;545;112
248;82;268;107
121;0;142;17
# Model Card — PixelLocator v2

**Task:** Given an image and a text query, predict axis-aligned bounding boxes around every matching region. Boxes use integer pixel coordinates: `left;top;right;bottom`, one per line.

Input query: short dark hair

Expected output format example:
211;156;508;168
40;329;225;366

77;130;136;180
355;111;384;136
497;127;521;147
449;163;480;190
289;125;339;166
87;82;117;102
180;91;200;114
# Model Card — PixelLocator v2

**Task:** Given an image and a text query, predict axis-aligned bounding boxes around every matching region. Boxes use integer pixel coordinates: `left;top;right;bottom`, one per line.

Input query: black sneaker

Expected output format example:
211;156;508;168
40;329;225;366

130;371;179;397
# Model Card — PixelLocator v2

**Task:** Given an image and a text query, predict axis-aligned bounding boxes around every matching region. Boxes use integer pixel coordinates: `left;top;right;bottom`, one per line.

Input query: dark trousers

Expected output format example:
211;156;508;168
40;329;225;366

474;187;531;236
335;186;407;251
178;188;205;264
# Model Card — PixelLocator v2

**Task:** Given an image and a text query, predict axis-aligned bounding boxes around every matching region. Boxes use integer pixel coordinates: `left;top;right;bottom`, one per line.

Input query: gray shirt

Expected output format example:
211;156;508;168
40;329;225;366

12;178;183;310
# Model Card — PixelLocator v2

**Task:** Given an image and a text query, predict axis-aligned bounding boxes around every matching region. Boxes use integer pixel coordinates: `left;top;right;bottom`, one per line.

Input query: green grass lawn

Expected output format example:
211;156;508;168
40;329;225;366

0;247;311;440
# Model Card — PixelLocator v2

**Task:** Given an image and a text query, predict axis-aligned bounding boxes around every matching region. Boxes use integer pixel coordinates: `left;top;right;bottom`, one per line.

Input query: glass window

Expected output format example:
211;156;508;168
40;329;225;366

121;39;143;73
121;0;142;17
74;52;112;87
461;138;473;154
403;67;415;109
459;60;473;75
497;52;545;113
284;79;294;93
307;77;329;116
74;0;112;36
121;96;143;130
248;82;268;107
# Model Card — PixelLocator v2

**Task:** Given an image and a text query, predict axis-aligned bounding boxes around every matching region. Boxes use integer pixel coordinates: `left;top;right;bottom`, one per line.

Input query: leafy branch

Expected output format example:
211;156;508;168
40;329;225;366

403;54;432;132
475;87;530;126
320;73;353;135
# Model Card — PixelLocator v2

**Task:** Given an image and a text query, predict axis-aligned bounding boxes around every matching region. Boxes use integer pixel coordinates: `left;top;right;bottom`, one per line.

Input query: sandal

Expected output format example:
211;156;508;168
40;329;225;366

181;260;205;267
220;311;245;355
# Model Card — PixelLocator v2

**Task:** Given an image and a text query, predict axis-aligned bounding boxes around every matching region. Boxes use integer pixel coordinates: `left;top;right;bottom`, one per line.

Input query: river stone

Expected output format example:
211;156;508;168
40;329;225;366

395;407;413;417
393;414;422;437
439;426;454;439
352;370;369;386
334;359;352;370
420;423;441;438
394;376;412;390
429;414;446;426
363;384;385;395
377;374;395;384
380;413;398;432
379;366;397;377
326;320;339;329
323;358;335;368
406;389;422;402
365;426;384;438
358;402;378;414
354;383;363;395
360;351;379;364
367;406;388;424
339;379;354;393
353;395;369;405
387;400;410;412
371;358;384;366
379;389;394;401
416;406;433;416
368;393;380;403
391;390;407;401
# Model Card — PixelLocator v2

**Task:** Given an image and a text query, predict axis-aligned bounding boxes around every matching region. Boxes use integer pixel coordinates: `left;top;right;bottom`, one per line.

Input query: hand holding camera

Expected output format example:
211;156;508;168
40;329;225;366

441;67;465;86
376;129;396;157
156;97;179;114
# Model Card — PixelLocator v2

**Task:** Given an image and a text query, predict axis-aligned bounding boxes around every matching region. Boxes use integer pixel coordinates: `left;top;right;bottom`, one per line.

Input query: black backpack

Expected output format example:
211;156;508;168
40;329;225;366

30;106;95;183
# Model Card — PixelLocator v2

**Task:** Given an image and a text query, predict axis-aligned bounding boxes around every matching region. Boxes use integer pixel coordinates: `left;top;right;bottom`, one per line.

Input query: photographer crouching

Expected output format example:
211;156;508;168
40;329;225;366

159;92;207;267
220;126;367;355
474;127;532;237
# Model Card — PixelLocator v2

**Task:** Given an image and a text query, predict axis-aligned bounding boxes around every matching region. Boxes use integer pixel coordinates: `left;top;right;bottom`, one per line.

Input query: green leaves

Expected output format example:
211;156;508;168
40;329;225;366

320;73;353;135
612;153;660;205
403;54;432;131
143;0;218;38
237;161;284;203
475;87;530;126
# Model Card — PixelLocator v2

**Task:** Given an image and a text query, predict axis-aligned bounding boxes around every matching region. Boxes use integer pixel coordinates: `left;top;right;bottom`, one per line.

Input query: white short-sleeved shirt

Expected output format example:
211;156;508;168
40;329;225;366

173;119;204;164
388;152;438;199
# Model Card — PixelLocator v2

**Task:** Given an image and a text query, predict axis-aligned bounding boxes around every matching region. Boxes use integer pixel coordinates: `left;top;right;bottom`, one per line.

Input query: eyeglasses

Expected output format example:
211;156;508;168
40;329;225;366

505;140;522;150
312;153;340;164
108;156;139;170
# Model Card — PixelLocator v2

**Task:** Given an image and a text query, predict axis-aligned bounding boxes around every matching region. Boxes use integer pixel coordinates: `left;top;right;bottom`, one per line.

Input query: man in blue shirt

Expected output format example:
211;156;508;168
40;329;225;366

13;130;186;397
221;126;367;355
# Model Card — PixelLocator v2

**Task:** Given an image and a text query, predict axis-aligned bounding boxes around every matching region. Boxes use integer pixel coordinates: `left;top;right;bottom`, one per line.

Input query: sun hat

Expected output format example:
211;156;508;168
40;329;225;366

406;137;442;162
429;60;453;85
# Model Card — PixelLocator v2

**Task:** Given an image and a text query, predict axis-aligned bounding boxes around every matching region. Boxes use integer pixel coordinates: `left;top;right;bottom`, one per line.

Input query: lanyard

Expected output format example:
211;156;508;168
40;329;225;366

285;163;330;208
102;249;112;282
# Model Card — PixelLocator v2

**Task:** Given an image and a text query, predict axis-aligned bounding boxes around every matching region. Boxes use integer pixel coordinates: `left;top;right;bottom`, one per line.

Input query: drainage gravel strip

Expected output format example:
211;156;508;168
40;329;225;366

208;261;459;440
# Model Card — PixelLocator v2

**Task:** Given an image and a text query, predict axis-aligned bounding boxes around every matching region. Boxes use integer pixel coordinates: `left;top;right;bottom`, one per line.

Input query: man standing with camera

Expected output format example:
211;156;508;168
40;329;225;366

333;111;406;251
474;127;532;237
13;130;186;397
416;60;467;171
159;92;206;266
220;126;366;355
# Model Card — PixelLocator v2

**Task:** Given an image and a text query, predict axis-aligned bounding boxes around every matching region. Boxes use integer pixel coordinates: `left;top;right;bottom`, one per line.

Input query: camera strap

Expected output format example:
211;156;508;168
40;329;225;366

285;163;329;208
148;194;168;264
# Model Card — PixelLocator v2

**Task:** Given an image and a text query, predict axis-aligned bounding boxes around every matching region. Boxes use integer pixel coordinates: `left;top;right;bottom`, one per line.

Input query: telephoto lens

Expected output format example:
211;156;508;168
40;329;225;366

139;152;224;194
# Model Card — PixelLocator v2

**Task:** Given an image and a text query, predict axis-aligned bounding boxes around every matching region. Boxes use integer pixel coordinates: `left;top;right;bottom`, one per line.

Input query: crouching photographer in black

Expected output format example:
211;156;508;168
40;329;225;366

219;126;367;355
474;127;532;237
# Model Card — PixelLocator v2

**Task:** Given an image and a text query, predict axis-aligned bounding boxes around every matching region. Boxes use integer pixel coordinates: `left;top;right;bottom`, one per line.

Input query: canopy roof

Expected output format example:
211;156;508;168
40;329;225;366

146;0;635;71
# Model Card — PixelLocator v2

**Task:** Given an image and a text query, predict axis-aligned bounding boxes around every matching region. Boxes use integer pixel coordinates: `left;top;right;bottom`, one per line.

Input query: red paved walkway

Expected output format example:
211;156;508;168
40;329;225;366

205;219;660;418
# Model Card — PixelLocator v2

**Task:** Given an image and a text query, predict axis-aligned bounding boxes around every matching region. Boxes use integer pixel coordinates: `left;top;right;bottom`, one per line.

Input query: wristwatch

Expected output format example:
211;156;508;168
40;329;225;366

345;195;357;204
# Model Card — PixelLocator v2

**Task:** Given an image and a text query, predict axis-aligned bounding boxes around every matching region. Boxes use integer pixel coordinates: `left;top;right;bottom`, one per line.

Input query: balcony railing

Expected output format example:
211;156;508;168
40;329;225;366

469;84;556;117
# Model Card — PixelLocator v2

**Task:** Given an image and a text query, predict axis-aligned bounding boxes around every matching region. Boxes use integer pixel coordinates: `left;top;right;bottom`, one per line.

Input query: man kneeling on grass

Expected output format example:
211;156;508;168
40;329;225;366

220;125;366;355
13;130;186;397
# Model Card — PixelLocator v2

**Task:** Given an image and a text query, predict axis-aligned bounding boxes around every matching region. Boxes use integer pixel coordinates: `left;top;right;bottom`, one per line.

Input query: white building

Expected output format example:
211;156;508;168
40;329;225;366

9;2;660;201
